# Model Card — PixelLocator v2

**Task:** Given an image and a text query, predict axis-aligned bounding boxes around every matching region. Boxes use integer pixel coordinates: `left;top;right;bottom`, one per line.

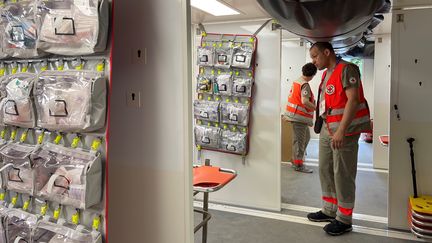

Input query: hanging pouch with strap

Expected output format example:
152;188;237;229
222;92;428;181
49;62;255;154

32;143;102;209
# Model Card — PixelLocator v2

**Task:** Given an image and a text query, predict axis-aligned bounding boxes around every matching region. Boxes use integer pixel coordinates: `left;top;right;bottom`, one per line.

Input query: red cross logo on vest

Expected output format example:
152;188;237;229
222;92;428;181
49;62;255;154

326;84;335;95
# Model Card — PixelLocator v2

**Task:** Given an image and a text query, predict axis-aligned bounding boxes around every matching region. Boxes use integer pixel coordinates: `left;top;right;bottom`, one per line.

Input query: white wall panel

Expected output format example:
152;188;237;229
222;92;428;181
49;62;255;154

389;9;432;230
108;0;193;242
373;34;391;169
193;20;282;210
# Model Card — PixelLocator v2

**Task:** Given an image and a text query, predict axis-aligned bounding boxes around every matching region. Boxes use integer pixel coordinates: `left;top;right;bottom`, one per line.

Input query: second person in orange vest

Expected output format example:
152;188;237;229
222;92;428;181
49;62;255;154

283;63;317;173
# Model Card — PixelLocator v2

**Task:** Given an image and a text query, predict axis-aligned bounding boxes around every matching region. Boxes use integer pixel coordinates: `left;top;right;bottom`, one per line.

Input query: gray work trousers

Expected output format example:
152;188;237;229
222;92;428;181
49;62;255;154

319;122;360;224
291;121;310;165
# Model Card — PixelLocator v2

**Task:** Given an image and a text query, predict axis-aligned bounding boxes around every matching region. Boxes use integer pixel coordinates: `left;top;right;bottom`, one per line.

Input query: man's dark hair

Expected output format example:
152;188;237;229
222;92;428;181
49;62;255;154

302;62;317;77
311;42;335;54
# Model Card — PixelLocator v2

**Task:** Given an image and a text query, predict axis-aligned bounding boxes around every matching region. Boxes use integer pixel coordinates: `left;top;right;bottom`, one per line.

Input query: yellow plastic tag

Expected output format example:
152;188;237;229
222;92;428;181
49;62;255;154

215;123;219;127
207;122;211;126
225;98;230;102
75;64;83;70
219;43;223;47
245;99;250;104
71;136;80;148
11;129;17;140
202;43;206;47
0;193;5;201
23;200;30;211
201;32;207;37
242;127;247;132
234;99;239;103
200;68;204;74
41;66;48;71
229;71;233;75
232;126;237;132
72;212;79;224
0;68;5;76
212;43;216;47
215;97;220;101
37;132;45;144
197;120;202;125
217;70;221;75
92;216;101;231
53;208;60;220
57;65;64;71
20;131;28;143
249;37;255;43
235;71;240;76
12;67;18;74
211;69;215;75
248;72;252;77
91;138;102;151
197;145;202;150
223;124;228;129
11;196;17;206
96;62;105;72
22;66;28;72
40;204;48;216
54;134;63;145
207;97;211;101
0;130;5;139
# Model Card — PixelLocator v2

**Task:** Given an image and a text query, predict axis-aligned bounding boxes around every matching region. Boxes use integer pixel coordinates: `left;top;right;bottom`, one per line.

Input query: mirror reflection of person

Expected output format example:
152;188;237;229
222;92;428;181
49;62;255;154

283;63;317;173
306;42;371;236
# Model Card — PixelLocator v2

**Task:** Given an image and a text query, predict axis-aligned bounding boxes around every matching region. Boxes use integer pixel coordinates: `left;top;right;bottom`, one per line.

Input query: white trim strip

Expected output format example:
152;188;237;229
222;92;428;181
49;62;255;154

194;201;422;242
281;161;389;174
281;203;388;224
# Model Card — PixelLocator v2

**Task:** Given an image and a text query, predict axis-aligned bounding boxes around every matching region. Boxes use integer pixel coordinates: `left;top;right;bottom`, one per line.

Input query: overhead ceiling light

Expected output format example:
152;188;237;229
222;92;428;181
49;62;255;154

191;0;241;16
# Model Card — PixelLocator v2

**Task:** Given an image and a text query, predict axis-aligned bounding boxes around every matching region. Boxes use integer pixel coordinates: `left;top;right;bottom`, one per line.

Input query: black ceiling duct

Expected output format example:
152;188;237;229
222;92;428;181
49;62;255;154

257;0;391;55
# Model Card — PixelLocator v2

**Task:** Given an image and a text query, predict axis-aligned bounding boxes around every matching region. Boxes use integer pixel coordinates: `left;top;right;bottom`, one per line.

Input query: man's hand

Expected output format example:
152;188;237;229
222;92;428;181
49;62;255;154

331;129;345;149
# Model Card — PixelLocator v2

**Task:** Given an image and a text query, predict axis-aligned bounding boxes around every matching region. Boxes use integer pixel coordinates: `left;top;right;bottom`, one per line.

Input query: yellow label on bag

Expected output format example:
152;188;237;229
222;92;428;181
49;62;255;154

0;68;5;76
57;65;64;71
11;129;17;140
11;196;17;206
53;208;60;220
72;212;79;224
37;133;45;144
11;67;18;74
40;205;48;216
41;66;48;71
96;62;105;72
22;66;28;72
0;193;4;201
91;138;102;151
54;134;63;145
75;64;83;70
20;131;28;143
23;200;30;211
0;130;5;139
92;216;101;231
71;136;80;148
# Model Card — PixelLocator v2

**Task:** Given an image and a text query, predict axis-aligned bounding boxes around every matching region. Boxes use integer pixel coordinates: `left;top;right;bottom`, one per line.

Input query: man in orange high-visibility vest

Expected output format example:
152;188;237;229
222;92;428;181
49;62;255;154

283;63;317;173
306;42;371;236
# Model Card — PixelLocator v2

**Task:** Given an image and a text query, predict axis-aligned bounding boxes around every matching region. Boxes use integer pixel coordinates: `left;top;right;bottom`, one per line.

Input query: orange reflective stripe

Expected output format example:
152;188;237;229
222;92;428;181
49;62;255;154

286;104;314;118
338;206;353;216
322;196;338;205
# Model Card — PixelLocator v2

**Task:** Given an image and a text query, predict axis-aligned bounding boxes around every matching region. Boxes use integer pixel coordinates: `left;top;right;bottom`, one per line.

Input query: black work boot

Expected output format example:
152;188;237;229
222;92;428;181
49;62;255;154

307;211;335;222
323;220;353;236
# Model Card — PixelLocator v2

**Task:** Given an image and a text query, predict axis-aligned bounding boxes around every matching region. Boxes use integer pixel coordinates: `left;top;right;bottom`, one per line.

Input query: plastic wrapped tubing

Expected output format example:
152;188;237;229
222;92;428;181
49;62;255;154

221;129;247;153
193;100;220;123
196;74;213;94
232;77;253;98
232;44;254;69
0;72;37;128
220;102;249;126
1;0;40;58
214;72;232;96
194;124;221;149
214;46;232;68
197;45;214;66
36;0;109;55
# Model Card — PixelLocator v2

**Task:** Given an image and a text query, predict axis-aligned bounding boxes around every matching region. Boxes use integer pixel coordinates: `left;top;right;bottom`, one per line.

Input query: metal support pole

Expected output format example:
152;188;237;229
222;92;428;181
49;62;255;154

253;19;273;36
